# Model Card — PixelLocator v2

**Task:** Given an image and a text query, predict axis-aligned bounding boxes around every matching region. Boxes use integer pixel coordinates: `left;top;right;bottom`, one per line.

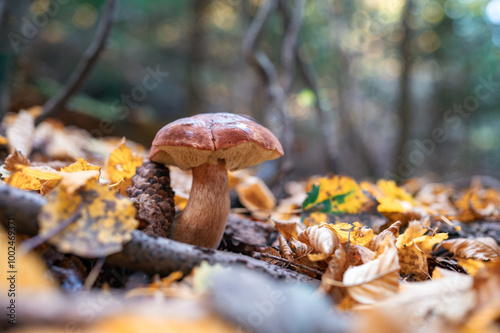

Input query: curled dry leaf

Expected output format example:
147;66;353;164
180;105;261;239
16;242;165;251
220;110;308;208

342;240;400;304
278;235;294;260
289;238;312;257
38;180;138;257
320;246;348;300
235;176;276;218
365;221;401;252
6;110;35;156
438;237;500;261
298;225;341;261
273;218;298;240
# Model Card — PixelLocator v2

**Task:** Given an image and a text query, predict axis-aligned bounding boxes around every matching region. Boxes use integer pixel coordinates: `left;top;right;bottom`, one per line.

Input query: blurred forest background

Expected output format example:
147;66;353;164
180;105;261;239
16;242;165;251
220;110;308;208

0;0;499;185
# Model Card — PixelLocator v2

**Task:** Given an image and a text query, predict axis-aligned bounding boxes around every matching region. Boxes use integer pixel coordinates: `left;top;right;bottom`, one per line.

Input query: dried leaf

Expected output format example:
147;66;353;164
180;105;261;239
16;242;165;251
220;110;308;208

438;237;500;261
61;157;101;173
298;225;341;260
324;222;375;247
4;150;29;172
38;181;138;257
366;221;401;252
278;235;294;260
396;221;430;280
342;241;400;304
6;166;62;194
273;218;298;240
6;110;35;156
236;176;276;218
320;246;348;299
106;138;143;193
289;238;312;257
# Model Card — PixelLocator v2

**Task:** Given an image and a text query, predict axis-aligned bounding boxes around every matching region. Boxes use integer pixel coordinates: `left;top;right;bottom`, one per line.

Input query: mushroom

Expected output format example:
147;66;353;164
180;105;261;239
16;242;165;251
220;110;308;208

149;113;283;248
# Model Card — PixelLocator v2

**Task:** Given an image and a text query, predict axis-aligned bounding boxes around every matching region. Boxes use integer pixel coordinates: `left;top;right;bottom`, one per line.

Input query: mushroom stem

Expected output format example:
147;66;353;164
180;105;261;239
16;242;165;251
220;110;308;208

169;162;230;248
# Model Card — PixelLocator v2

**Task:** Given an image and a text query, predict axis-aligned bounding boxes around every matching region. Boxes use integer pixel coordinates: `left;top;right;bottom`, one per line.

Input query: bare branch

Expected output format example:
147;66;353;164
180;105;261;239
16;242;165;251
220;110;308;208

280;0;305;93
36;0;117;125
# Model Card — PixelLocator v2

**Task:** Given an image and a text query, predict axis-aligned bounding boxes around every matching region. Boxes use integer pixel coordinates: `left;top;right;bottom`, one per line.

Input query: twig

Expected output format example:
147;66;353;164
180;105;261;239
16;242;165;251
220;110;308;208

279;0;340;172
280;0;305;93
0;184;319;286
20;201;84;254
36;0;117;125
83;257;106;290
255;252;324;277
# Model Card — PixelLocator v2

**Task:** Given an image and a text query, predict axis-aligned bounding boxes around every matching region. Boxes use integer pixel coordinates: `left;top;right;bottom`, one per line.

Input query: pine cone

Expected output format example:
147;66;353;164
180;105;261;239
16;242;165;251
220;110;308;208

126;161;175;238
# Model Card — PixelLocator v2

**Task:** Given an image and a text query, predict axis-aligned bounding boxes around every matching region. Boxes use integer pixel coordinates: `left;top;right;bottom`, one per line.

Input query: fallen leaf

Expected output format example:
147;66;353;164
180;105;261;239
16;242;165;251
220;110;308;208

324;222;375;247
302;175;369;216
106;138;144;194
438;237;500;261
6;110;35;156
342;240;400;304
61;157;101;173
298;225;341;261
38;180;138;257
236;176;276;218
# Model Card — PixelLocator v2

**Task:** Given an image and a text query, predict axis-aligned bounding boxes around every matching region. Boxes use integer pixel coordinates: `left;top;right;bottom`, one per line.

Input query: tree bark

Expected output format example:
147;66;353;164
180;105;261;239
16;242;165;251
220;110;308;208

0;184;319;286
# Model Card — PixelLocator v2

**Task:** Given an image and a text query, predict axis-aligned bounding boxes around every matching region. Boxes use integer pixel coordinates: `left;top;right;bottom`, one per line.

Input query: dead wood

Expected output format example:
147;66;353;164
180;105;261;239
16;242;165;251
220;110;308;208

0;184;320;286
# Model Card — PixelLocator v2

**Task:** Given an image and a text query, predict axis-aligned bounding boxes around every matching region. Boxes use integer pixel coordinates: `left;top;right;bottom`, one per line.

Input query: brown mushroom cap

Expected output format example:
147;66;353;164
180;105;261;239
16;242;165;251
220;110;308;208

150;113;284;171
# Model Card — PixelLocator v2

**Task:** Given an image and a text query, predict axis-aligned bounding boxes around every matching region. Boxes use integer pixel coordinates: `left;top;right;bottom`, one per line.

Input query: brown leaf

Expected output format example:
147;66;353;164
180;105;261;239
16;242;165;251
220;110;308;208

342;241;400;304
4;150;30;172
6;110;35;156
438;237;500;261
298;225;341;261
278;234;294;260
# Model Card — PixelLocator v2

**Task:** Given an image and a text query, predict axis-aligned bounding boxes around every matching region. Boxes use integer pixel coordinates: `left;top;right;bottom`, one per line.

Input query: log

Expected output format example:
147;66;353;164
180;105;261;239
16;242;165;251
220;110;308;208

0;184;319;286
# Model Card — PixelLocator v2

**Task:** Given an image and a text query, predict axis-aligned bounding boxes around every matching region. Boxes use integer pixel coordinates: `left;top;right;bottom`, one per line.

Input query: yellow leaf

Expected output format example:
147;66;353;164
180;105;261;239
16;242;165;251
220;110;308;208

411;232;448;255
174;194;188;210
325;222;375;247
0;135;7;145
458;258;486;276
0;225;56;290
106;138;143;187
396;221;431;280
302;175;368;214
38;181;138;257
61;157;101;173
377;179;415;204
6;166;62;194
235;176;276;218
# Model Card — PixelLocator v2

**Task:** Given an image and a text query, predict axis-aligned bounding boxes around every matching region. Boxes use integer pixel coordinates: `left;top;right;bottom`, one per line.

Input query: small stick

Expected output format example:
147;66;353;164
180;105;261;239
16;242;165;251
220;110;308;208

20;201;84;254
83;257;106;291
256;252;324;277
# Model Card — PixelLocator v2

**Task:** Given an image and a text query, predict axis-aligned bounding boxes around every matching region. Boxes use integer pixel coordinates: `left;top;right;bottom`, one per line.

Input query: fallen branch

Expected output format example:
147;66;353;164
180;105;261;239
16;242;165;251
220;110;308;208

0;184;319;286
36;0;117;124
